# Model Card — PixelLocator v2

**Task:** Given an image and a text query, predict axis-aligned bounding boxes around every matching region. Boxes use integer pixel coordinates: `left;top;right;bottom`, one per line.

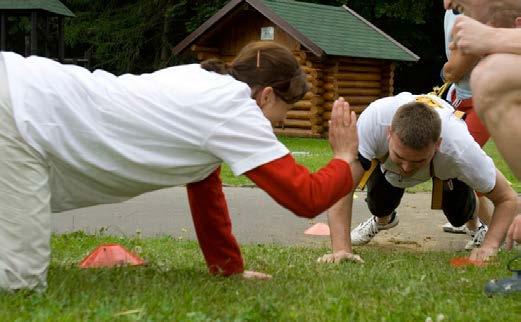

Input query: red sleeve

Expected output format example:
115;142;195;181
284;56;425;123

245;154;353;218
186;167;244;276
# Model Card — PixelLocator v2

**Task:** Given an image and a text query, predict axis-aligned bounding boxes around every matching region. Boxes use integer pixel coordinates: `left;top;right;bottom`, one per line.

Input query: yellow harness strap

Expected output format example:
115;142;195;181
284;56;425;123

430;82;452;98
357;92;465;210
431;178;444;210
357;159;379;190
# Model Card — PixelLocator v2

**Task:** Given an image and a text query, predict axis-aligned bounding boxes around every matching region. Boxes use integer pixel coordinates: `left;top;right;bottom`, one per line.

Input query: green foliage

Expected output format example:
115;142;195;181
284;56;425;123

58;0;446;92
61;0;229;74
64;1;145;72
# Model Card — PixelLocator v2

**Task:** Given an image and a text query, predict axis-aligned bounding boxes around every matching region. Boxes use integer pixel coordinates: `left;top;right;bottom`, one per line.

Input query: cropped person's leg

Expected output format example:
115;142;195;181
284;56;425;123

366;168;405;221
0;67;51;292
441;179;487;250
471;53;521;179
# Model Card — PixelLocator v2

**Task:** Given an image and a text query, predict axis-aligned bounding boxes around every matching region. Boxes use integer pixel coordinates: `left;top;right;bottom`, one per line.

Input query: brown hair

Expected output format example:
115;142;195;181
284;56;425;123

487;0;521;27
201;41;309;104
391;102;442;150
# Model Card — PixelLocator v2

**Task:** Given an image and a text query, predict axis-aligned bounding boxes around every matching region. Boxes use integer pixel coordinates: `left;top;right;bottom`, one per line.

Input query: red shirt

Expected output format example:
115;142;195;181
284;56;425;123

186;154;353;276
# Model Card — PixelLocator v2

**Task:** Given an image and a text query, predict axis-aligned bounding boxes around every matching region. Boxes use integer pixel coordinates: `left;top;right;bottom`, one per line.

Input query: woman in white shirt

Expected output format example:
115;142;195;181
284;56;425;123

0;41;358;291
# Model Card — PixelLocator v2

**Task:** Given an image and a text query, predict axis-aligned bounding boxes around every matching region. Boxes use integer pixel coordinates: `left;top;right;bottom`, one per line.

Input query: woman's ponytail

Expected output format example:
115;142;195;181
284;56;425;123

200;58;232;75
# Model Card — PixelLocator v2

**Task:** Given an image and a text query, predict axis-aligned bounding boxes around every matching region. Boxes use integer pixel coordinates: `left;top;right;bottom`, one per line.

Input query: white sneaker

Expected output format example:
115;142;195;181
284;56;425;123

442;222;469;234
465;224;488;250
351;212;399;246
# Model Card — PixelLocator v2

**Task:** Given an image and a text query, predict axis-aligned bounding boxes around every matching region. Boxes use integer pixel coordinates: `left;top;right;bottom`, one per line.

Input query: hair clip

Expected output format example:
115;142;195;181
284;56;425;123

256;50;261;68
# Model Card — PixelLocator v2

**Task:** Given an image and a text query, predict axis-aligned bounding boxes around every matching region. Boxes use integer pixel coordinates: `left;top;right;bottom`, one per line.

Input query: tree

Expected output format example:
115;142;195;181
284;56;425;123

63;0;228;74
61;0;446;93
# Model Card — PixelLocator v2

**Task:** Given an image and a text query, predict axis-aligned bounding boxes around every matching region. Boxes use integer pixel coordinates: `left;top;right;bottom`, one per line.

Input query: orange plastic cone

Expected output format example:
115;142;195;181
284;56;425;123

450;256;486;268
304;223;330;236
79;244;145;268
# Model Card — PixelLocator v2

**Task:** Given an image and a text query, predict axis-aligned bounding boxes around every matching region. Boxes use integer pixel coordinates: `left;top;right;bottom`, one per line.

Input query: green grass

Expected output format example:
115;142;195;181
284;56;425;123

221;137;521;193
1;232;521;321
221;137;333;186
3;138;520;320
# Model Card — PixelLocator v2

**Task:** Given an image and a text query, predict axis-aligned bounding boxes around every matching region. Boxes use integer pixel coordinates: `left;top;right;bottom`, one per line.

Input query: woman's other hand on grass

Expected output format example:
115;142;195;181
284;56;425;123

317;250;364;264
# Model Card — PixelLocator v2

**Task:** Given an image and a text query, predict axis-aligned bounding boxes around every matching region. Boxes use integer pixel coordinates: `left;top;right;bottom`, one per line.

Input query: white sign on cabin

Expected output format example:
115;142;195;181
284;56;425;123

260;26;275;40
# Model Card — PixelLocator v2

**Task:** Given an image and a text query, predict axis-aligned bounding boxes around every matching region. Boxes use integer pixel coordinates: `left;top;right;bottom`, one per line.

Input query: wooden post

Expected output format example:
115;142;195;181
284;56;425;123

58;17;64;62
31;12;38;55
1;13;6;51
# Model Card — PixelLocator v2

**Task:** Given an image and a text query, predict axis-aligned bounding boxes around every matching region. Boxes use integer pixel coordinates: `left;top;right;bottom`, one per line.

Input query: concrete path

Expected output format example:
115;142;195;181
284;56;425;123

52;187;472;251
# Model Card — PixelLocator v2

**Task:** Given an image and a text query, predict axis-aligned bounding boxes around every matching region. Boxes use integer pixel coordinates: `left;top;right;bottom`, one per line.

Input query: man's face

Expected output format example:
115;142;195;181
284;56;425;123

444;0;491;22
387;131;438;177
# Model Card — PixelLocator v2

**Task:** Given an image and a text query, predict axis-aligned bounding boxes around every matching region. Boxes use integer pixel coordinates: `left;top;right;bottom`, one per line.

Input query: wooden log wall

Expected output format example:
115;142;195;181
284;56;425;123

381;61;395;97
321;57;395;135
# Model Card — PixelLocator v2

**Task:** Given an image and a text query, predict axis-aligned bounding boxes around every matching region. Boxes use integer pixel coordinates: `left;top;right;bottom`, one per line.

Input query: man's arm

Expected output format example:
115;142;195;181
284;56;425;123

318;160;365;263
452;16;521;56
470;169;518;260
443;47;480;83
328;162;365;252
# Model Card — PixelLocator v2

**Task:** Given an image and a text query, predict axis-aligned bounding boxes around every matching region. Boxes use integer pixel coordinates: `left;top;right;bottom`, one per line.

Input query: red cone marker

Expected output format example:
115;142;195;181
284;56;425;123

79;244;145;268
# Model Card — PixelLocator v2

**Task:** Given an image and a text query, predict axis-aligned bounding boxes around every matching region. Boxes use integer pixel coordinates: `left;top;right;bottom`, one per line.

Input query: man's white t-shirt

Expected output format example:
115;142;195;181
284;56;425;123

1;52;289;212
357;92;496;192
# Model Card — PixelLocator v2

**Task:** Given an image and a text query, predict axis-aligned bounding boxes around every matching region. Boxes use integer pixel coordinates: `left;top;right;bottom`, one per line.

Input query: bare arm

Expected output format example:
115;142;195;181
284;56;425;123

487;28;521;55
452;16;521;56
327;162;365;253
470;169;518;260
443;47;480;83
317;161;365;263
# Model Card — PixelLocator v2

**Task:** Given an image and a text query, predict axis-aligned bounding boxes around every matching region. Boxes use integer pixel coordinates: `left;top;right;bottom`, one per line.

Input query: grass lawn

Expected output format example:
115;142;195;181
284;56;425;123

2;137;521;320
1;232;521;321
221;137;521;193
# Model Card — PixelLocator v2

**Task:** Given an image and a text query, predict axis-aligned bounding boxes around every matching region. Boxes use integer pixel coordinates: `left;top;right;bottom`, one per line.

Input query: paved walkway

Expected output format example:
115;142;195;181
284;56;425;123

52;187;472;251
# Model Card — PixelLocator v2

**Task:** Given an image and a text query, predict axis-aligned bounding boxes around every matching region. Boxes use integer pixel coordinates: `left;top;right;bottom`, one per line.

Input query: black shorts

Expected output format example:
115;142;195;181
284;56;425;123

360;154;476;226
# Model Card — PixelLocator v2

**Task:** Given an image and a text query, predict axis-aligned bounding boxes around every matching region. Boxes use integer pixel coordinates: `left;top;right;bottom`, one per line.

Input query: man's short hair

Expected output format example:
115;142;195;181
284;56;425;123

488;0;521;27
391;102;442;150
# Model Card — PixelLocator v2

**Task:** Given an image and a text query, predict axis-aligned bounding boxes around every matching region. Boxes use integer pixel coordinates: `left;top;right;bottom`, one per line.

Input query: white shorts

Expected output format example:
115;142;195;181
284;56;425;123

0;56;51;292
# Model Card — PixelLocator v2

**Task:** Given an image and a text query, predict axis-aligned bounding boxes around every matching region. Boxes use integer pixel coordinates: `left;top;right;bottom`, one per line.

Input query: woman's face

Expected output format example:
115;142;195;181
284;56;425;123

254;87;292;127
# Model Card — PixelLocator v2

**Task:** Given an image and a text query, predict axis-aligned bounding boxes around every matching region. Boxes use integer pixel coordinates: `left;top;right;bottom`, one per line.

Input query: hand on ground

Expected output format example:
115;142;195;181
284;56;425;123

242;270;272;280
317;250;364;264
469;246;498;262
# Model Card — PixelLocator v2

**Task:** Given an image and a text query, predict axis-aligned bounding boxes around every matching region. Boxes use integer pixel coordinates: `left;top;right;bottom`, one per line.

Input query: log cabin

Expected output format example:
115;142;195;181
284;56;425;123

173;0;419;138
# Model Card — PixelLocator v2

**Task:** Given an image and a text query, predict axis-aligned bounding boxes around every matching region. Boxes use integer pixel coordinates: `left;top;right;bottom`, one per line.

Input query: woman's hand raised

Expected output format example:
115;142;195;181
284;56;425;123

328;97;358;164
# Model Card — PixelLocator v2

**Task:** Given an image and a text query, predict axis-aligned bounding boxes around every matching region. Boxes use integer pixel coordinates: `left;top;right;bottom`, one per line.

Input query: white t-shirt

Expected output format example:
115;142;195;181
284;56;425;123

444;10;472;100
358;92;496;192
2;52;289;212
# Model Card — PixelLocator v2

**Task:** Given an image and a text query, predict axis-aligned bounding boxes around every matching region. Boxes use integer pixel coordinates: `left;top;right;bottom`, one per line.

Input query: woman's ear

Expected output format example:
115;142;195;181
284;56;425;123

258;87;274;108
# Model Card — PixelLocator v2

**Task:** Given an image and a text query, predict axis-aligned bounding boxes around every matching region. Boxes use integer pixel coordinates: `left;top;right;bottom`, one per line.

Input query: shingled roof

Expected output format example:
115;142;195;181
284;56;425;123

0;0;75;17
174;0;419;62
